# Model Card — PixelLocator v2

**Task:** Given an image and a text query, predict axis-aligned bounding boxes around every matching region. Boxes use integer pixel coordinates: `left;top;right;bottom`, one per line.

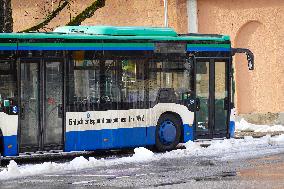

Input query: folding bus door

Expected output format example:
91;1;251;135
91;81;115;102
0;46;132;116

19;58;64;152
19;60;41;151
194;58;229;139
43;59;64;150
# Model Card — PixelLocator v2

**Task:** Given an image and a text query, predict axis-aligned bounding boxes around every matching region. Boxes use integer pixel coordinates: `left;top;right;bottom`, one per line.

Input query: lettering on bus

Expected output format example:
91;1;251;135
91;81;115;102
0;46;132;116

68;115;145;126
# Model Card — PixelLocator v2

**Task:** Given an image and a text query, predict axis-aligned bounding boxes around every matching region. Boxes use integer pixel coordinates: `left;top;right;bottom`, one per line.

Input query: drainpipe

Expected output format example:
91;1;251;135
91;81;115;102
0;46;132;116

187;0;198;33
164;0;168;27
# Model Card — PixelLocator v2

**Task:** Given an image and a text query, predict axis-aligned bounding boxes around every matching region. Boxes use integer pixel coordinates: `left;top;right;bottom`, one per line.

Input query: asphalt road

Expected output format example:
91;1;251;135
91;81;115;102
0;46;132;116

1;151;284;189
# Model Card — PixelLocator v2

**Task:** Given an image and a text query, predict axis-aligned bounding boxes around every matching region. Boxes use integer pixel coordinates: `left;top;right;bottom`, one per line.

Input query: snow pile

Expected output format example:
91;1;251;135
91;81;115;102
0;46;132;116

165;135;284;161
0;147;154;180
1;134;284;180
235;119;284;132
132;147;154;161
268;134;284;146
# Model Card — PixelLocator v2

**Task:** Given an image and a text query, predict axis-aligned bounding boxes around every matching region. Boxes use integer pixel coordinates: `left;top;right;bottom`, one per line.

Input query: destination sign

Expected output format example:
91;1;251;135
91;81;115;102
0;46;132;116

154;43;186;54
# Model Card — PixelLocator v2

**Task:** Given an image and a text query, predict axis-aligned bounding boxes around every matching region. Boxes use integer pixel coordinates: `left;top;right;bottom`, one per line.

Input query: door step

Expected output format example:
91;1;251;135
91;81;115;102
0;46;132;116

194;137;227;147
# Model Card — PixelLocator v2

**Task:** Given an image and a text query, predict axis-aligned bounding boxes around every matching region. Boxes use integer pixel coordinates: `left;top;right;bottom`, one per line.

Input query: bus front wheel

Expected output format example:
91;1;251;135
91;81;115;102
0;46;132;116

155;113;182;152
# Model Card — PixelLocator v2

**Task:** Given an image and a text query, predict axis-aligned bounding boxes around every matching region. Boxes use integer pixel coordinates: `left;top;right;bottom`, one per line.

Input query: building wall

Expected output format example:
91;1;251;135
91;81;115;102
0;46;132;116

11;0;284;116
12;0;188;34
198;0;284;115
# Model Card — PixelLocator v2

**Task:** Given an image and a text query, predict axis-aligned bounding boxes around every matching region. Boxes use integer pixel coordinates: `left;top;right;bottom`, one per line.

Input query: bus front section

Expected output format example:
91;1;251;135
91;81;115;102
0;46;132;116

182;35;254;141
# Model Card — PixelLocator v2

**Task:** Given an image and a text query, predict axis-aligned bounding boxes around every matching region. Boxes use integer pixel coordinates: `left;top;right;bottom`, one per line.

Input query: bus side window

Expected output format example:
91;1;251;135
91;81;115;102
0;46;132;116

121;59;146;109
148;58;193;107
0;50;18;114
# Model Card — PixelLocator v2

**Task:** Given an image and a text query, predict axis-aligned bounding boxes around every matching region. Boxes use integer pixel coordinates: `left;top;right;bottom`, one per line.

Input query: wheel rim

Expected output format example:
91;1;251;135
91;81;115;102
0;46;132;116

159;120;177;145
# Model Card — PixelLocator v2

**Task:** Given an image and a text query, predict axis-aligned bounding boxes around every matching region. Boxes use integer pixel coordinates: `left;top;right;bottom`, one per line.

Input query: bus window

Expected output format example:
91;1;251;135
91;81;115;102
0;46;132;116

71;51;101;111
148;58;193;107
0;51;17;114
70;51;121;111
215;61;228;131
195;61;210;132
120;59;146;109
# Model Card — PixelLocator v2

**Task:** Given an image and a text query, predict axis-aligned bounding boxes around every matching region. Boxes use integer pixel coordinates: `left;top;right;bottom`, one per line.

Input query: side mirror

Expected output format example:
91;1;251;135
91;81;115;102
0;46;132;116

246;53;254;70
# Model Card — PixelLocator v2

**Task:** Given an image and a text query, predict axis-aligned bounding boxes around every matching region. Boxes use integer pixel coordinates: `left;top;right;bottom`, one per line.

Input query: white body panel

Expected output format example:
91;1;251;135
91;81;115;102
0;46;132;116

230;108;236;122
66;103;194;132
0;112;18;136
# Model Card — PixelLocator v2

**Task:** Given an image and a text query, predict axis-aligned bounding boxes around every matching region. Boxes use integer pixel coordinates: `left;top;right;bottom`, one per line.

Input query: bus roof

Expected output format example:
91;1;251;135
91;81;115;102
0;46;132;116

0;26;230;42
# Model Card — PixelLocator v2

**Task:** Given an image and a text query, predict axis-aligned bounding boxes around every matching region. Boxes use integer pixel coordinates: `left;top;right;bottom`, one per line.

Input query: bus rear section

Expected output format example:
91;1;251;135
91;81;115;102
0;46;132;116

0;26;254;158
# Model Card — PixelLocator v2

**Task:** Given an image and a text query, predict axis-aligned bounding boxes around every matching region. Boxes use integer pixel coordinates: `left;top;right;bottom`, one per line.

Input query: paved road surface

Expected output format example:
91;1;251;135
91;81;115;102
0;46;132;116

1;152;284;188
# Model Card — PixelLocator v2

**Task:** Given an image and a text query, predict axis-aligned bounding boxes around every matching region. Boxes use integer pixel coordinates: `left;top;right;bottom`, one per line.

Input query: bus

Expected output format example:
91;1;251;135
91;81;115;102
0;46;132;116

0;26;254;159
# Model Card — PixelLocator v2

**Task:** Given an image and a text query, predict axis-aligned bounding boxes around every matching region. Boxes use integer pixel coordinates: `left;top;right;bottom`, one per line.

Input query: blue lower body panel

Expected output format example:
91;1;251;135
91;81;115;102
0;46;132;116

65;124;194;152
65;126;156;152
2;135;18;156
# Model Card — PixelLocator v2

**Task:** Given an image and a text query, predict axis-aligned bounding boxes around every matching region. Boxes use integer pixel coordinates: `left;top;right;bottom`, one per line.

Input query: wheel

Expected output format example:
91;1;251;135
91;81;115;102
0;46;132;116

155;113;182;152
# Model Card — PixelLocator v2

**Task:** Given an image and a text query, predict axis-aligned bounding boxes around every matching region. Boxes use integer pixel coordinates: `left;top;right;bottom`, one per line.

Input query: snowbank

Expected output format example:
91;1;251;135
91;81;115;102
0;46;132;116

1;134;284;181
268;134;284;146
235;119;284;132
0;147;154;180
161;135;284;161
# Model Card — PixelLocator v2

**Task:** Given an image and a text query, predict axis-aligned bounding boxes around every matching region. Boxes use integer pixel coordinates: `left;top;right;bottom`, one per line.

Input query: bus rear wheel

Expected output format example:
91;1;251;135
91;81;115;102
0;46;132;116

155;113;182;152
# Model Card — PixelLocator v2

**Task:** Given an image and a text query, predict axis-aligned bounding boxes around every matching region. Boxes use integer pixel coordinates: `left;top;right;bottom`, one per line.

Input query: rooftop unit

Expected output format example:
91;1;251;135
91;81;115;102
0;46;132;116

53;26;178;37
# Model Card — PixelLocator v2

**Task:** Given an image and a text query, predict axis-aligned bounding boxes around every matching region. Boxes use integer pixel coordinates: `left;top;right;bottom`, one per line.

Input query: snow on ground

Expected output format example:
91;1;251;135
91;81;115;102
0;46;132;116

236;118;284;132
1;135;284;181
0;147;155;180
1;119;284;181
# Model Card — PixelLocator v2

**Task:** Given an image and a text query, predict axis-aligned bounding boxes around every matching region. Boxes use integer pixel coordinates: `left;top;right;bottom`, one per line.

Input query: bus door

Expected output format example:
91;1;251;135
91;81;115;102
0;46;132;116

194;58;230;139
43;59;64;150
19;58;64;152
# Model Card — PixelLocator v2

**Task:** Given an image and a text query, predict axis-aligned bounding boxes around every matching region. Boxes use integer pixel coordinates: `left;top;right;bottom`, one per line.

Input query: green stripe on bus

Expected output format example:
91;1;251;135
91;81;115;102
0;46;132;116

0;43;17;46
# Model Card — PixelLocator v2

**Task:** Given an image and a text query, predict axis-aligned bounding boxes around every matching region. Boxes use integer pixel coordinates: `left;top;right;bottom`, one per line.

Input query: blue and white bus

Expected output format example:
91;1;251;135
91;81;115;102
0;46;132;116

0;26;253;159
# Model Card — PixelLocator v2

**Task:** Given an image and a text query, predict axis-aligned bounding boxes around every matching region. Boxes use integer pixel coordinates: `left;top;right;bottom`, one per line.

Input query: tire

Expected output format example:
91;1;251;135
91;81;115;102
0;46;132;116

155;113;182;152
